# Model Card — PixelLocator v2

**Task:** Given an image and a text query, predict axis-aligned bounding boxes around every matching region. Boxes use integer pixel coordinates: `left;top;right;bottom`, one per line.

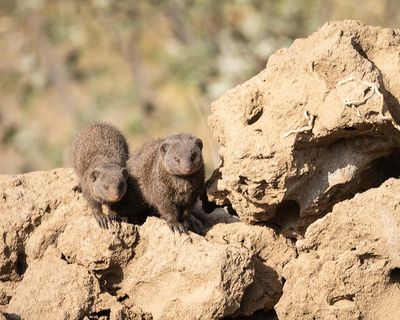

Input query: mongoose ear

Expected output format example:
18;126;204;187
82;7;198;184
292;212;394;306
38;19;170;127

195;138;203;150
159;142;169;156
121;167;128;177
90;169;100;182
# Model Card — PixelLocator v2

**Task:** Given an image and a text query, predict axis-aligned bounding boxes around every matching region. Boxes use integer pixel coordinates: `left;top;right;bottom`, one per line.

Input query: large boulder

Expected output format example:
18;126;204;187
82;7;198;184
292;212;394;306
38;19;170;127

0;168;274;319
206;222;297;316
56;215;138;271
0;169;77;282
207;20;400;234
275;178;400;319
119;217;255;320
7;247;101;320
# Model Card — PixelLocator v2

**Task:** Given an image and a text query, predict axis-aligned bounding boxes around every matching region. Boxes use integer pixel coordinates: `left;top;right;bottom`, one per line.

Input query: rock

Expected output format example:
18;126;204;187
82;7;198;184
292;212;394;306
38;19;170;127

207;222;296;282
0;169;78;281
0;168;149;318
119;217;255;320
207;20;400;234
57;215;138;271
275;178;400;319
7;247;100;320
0;282;15;313
0;168;266;319
206;222;297;315
92;292;153;320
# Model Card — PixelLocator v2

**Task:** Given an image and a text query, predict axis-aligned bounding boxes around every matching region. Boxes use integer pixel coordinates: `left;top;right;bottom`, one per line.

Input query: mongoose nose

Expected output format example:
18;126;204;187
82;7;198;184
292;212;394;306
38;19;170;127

111;194;121;201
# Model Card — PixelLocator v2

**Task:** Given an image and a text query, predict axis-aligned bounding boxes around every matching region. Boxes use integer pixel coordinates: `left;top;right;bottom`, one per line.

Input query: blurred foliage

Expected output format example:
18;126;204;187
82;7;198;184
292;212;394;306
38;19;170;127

0;0;399;174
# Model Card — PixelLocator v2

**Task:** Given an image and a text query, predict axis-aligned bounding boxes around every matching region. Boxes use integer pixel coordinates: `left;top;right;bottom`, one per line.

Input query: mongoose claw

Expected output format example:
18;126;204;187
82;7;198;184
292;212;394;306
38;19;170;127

95;215;109;229
183;220;190;230
108;213;120;223
169;222;188;234
178;223;188;234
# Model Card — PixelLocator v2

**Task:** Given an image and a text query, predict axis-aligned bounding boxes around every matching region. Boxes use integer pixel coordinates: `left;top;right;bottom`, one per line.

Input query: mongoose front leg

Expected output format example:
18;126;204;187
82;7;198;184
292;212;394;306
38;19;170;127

180;208;191;231
87;198;109;229
157;202;188;234
106;207;121;223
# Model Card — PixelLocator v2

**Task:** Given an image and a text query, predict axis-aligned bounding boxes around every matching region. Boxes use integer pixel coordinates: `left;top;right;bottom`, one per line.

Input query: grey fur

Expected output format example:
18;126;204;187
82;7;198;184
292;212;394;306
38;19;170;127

72;123;129;229
129;133;205;233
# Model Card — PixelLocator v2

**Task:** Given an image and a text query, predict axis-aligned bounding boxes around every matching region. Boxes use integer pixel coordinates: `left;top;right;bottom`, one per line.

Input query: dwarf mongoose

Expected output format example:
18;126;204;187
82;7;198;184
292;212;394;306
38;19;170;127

129;133;205;233
72;123;129;229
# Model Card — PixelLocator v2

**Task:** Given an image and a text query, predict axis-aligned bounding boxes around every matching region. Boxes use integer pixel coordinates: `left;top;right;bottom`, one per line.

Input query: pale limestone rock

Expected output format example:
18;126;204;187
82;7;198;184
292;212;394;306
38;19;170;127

57;215;137;270
206;222;297;315
0;169;263;319
207;20;400;235
120;217;255;320
275;179;400;319
7;247;100;320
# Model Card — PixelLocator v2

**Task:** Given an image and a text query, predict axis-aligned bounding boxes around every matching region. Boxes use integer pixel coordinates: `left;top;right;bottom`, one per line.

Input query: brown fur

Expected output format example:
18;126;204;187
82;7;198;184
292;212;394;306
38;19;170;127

128;133;205;233
72;123;129;228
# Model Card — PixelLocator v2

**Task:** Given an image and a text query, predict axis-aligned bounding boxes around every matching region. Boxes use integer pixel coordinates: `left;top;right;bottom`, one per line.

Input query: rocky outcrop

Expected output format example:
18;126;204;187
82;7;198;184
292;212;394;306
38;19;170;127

0;168;292;320
120;218;254;320
275;178;400;319
2;20;400;320
206;223;296;316
8;247;101;319
207;20;400;235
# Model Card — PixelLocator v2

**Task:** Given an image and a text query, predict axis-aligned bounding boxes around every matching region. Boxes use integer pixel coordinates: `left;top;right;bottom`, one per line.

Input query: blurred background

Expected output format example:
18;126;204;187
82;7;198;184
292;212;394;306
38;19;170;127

1;0;400;174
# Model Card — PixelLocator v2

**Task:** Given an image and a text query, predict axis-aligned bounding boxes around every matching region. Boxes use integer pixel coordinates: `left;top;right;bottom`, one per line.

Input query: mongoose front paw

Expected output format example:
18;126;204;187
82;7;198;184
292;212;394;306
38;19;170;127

94;214;110;229
108;212;120;222
168;221;189;234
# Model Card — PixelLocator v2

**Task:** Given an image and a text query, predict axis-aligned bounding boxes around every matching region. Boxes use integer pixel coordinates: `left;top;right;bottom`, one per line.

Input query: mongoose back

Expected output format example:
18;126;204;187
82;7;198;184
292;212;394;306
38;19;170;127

72;123;129;229
129;133;205;233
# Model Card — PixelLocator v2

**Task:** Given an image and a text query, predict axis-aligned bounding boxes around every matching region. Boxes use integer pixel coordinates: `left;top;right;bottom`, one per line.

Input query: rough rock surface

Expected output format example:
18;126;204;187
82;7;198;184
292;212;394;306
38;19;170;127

0;169;152;320
8;247;100;319
206;222;296;315
0;168;288;319
275;178;400;319
2;20;400;320
207;20;400;234
120;217;254;320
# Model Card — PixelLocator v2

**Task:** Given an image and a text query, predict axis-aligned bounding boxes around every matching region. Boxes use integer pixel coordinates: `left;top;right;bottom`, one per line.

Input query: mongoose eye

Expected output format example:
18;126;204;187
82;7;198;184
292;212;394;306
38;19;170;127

190;153;197;162
174;156;180;163
103;184;109;190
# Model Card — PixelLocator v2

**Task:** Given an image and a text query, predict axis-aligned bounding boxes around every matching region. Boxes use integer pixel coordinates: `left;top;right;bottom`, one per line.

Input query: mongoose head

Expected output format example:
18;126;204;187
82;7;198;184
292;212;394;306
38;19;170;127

89;164;128;202
159;134;204;176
